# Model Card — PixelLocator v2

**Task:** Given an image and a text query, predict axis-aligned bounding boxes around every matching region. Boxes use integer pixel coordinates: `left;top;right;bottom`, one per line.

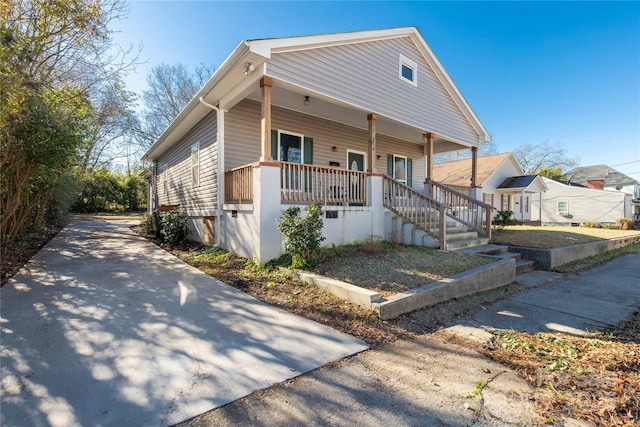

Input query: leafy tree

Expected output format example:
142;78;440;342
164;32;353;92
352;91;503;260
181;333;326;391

513;141;577;175
72;167;147;213
537;166;565;180
1;87;91;240
1;0;139;242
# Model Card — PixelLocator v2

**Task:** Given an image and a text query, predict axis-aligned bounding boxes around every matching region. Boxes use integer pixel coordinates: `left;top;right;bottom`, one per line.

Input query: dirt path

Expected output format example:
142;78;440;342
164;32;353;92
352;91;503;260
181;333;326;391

179;331;541;427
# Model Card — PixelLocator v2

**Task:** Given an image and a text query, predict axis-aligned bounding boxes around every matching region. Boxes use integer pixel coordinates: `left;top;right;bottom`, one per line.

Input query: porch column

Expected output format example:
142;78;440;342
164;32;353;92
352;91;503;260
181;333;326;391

367;113;377;173
260;77;273;161
425;132;434;181
424;132;433;197
471;146;478;188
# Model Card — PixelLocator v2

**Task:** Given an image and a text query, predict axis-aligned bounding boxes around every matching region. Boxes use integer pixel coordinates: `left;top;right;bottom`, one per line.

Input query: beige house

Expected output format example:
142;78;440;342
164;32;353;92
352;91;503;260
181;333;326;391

431;153;547;222
143;27;494;261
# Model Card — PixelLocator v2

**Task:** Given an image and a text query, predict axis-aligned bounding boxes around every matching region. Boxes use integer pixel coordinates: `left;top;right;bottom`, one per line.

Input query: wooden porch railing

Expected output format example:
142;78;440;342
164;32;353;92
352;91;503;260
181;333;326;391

223;162;368;205
440;183;472;197
224;164;253;203
280;162;367;205
383;176;448;248
426;179;493;240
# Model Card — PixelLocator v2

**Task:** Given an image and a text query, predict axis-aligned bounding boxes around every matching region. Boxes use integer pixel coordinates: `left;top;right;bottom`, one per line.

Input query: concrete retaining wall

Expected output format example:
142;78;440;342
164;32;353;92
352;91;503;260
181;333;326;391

284;257;514;320
509;235;640;270
373;257;515;320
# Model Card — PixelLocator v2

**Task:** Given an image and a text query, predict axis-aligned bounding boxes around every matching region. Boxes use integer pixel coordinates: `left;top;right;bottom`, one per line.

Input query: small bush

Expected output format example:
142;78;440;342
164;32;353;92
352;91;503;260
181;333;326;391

582;221;602;228
493;210;514;231
159;208;190;246
277;203;326;269
140;212;157;233
364;235;383;254
615;218;635;230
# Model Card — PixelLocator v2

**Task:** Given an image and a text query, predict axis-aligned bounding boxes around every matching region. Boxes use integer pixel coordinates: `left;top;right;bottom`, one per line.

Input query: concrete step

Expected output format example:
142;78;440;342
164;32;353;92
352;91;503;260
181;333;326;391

445;231;480;242
445;237;490;250
455;244;509;256
516;259;537;274
497;252;522;261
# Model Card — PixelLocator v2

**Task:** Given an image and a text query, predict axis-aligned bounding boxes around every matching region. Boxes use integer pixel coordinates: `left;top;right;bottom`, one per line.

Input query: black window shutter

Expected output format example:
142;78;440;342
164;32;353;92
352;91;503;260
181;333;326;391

271;129;278;160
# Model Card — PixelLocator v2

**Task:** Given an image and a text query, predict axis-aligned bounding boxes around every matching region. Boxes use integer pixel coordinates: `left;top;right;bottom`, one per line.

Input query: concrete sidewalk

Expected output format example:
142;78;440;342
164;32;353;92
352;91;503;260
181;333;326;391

449;251;640;341
0;220;368;427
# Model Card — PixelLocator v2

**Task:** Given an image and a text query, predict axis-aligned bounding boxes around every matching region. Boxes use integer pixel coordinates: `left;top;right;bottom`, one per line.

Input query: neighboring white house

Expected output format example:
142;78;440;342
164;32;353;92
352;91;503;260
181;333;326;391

142;27;493;262
431;152;547;222
531;177;633;225
564;165;640;222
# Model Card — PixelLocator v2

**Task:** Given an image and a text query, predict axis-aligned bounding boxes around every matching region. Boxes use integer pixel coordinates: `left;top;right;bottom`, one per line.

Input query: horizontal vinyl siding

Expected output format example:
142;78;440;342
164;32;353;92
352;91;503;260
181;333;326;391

532;180;627;224
225;99;425;190
156;112;218;215
267;37;479;145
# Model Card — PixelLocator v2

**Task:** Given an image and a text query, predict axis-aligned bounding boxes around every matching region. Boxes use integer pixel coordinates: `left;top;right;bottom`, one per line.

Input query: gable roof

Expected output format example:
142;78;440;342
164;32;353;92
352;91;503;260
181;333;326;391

431;152;517;187
496;175;548;193
143;27;489;161
564;165;640;187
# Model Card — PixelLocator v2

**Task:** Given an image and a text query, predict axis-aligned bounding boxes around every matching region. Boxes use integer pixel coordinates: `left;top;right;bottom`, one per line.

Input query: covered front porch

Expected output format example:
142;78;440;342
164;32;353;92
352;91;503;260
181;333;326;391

216;76;491;261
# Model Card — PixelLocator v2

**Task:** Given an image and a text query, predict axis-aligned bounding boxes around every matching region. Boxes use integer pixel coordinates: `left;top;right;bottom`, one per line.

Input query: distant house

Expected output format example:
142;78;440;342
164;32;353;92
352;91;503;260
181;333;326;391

431;153;547;222
142;27;494;261
531;176;633;225
564;165;640;221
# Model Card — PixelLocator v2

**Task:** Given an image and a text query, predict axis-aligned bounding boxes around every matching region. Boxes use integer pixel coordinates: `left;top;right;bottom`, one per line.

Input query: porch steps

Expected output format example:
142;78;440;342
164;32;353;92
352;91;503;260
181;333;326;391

456;244;537;274
384;211;489;250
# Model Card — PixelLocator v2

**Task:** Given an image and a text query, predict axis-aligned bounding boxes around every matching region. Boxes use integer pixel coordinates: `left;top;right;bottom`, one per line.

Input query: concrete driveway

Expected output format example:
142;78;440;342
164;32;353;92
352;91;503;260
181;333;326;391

0;220;368;426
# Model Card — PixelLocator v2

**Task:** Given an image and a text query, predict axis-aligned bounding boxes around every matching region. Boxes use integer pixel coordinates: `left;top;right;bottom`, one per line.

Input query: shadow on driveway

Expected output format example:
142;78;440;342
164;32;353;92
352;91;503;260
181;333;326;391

1;220;367;426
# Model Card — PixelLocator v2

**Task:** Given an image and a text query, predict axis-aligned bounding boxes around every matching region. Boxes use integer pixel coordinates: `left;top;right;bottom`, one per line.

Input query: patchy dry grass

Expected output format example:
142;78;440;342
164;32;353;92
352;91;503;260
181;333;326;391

491;225;640;249
484;314;640;426
311;244;493;296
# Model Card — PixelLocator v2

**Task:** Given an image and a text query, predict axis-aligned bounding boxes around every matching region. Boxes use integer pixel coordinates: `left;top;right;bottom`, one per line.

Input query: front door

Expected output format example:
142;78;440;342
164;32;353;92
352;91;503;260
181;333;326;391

347;151;365;205
347;151;365;172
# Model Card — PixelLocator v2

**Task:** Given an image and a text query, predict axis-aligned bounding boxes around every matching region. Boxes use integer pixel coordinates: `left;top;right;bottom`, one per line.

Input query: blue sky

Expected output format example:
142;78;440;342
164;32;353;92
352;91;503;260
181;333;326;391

112;1;640;178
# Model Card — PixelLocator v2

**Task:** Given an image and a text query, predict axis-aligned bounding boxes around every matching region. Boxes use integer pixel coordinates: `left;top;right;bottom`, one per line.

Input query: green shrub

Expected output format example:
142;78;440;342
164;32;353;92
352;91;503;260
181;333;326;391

582;221;602;228
159;208;190;246
615;218;635;230
277;203;326;269
493;210;514;231
140;212;156;234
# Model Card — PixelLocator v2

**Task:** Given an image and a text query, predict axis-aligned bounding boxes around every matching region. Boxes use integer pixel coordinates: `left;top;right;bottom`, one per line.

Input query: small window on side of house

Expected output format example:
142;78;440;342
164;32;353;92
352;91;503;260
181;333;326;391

191;142;200;187
399;54;418;87
557;201;569;215
163;168;169;197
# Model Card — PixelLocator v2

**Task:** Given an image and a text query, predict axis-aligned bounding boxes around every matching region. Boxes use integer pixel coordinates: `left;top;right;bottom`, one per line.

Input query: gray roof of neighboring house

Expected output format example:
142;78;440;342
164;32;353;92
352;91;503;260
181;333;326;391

564;165;639;187
497;175;538;189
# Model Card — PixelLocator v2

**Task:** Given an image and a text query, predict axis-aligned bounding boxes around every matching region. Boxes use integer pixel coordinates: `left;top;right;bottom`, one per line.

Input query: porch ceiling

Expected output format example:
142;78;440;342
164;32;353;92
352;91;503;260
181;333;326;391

245;84;472;153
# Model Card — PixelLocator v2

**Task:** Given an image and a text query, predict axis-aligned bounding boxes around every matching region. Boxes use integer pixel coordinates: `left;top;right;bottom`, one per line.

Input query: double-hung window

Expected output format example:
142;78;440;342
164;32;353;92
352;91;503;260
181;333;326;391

393;155;407;184
191;142;200;188
557;201;569;215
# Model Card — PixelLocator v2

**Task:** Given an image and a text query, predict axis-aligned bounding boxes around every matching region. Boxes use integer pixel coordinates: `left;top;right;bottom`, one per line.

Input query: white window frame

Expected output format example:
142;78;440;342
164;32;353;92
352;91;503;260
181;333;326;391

392;154;408;184
277;130;304;163
162;167;169;197
191;142;200;188
557;201;569;215
399;54;418;87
